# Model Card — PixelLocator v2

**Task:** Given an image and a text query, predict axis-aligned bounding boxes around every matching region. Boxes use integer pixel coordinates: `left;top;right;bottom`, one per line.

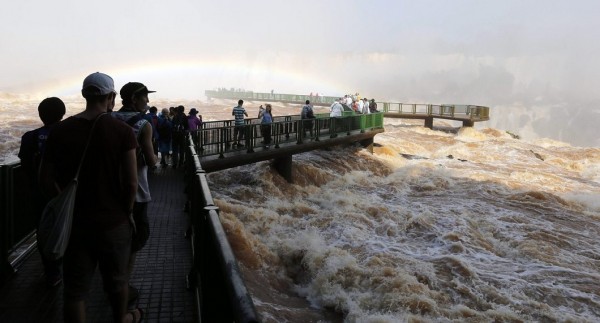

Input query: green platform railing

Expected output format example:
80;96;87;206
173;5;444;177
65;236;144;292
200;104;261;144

189;112;384;157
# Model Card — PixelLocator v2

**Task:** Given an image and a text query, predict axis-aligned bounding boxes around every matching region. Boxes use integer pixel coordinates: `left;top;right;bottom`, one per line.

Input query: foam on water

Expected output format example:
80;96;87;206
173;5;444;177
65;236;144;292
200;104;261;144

207;127;600;322
2;97;599;321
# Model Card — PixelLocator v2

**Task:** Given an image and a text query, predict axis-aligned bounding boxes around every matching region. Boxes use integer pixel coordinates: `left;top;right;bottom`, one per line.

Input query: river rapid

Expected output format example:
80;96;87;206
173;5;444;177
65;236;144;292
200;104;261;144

2;96;599;322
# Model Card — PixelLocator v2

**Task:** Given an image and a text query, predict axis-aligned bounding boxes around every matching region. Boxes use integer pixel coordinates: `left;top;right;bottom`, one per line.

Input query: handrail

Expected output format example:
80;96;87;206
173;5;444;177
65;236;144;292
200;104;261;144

381;102;490;120
205;90;338;105
185;137;260;323
0;162;39;285
203;90;490;120
191;113;385;158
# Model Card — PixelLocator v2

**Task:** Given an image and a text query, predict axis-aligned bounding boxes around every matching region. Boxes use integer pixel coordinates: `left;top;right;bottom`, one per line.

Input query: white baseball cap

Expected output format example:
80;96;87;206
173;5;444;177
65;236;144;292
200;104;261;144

81;72;116;96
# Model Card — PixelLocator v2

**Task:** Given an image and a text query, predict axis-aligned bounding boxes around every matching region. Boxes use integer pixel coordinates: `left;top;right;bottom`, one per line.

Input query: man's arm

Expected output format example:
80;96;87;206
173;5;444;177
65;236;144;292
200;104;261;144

122;148;138;212
141;123;157;166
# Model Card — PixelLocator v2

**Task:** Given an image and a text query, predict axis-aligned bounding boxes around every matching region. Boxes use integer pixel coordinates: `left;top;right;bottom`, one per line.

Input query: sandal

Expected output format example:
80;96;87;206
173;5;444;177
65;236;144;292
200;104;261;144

128;308;144;323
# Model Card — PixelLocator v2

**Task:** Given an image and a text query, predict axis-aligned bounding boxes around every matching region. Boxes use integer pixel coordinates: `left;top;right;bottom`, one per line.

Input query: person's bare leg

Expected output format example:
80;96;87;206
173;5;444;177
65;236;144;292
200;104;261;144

64;299;85;323
108;285;129;323
128;251;136;275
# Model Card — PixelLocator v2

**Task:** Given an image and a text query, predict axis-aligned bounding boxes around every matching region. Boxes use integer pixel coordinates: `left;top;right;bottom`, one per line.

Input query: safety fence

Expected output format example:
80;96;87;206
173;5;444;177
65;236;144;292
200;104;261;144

190;112;384;157
184;136;260;323
205;90;337;105
0;162;38;285
381;103;490;120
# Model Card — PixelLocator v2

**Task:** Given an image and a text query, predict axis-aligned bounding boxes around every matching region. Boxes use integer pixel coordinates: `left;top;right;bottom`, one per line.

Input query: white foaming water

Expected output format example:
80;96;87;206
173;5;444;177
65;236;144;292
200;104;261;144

2;97;599;322
208;119;600;322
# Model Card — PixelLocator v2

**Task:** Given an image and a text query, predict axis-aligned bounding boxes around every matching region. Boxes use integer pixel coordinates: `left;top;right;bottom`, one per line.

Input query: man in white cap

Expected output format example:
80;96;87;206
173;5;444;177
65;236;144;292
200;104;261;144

40;72;142;322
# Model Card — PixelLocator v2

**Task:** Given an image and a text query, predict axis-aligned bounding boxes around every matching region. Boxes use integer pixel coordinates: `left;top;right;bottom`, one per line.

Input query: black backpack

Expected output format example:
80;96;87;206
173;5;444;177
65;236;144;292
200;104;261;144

172;114;188;133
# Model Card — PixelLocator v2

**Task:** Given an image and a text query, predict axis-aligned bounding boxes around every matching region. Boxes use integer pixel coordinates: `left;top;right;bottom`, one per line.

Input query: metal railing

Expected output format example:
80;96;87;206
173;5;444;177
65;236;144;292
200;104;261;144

381;103;490;120
0;162;39;285
185;136;260;323
205;90;338;105
190;113;384;157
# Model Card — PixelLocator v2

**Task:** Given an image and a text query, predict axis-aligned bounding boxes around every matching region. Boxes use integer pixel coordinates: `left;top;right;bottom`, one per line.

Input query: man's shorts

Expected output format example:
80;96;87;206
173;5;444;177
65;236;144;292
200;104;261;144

63;222;132;300
131;202;150;253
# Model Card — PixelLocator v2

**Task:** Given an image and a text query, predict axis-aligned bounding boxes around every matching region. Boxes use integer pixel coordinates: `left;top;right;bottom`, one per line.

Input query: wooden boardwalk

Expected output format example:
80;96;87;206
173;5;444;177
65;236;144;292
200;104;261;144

0;166;196;322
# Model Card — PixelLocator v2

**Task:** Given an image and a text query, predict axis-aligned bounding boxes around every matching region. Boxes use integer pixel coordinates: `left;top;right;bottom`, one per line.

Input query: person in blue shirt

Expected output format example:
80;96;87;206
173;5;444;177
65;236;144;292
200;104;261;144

261;104;273;149
18;97;66;288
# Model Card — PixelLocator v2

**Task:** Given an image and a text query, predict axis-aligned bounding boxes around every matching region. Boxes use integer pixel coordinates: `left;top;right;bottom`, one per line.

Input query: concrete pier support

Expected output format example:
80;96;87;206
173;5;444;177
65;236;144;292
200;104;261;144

273;155;293;183
360;138;374;154
424;117;433;129
462;120;474;127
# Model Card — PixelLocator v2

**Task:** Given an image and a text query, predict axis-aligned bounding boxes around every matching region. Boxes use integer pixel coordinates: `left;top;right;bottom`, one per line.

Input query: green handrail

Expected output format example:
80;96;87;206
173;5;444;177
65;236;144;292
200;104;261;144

190;113;384;158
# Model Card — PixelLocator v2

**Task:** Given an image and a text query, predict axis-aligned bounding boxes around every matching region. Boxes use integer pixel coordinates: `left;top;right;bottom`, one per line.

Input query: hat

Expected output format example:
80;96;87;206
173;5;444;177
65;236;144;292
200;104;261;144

82;72;115;96
120;82;156;100
189;108;198;115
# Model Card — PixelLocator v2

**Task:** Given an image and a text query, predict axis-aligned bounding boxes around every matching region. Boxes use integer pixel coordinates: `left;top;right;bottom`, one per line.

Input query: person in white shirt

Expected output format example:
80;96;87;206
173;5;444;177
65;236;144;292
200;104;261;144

362;98;370;114
330;99;343;117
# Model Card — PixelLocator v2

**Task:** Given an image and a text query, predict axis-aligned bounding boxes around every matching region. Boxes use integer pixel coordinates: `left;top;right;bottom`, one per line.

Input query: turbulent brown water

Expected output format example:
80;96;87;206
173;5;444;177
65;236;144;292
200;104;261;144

2;96;599;322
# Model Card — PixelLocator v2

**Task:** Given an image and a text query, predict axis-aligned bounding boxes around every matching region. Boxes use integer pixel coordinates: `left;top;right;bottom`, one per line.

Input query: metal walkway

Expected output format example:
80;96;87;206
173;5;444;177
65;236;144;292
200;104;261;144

0;166;196;322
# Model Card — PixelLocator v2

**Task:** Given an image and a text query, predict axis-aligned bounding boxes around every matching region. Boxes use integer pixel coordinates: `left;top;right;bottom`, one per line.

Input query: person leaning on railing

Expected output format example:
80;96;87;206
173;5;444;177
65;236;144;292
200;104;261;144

260;104;273;149
301;100;316;139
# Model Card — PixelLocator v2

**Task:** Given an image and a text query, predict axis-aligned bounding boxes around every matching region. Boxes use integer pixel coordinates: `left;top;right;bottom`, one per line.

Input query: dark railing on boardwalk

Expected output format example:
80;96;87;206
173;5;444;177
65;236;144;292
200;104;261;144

184;138;260;323
0;162;38;285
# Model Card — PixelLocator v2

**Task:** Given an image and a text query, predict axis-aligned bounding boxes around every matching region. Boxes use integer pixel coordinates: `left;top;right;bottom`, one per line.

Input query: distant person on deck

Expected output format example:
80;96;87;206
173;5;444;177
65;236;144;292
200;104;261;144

330;98;344;117
18;97;66;288
157;108;172;168
171;105;189;168
187;108;202;131
362;98;370;114
112;81;158;309
232;99;248;147
301;99;316;139
261;104;273;149
369;99;379;113
40;72;140;322
187;108;202;146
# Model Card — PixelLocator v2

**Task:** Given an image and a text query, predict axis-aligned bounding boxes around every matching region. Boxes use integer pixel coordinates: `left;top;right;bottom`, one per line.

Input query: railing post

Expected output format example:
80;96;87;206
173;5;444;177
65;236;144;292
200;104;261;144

296;120;303;144
219;128;226;158
0;165;15;285
360;114;366;133
245;125;254;153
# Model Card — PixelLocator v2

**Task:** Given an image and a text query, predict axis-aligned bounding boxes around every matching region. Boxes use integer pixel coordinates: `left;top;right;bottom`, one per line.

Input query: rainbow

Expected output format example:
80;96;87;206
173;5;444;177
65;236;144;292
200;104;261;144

41;59;349;100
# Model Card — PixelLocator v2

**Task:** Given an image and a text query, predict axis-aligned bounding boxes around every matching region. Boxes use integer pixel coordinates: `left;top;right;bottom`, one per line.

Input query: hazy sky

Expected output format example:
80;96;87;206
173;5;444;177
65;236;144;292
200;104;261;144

1;0;597;99
1;1;600;145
